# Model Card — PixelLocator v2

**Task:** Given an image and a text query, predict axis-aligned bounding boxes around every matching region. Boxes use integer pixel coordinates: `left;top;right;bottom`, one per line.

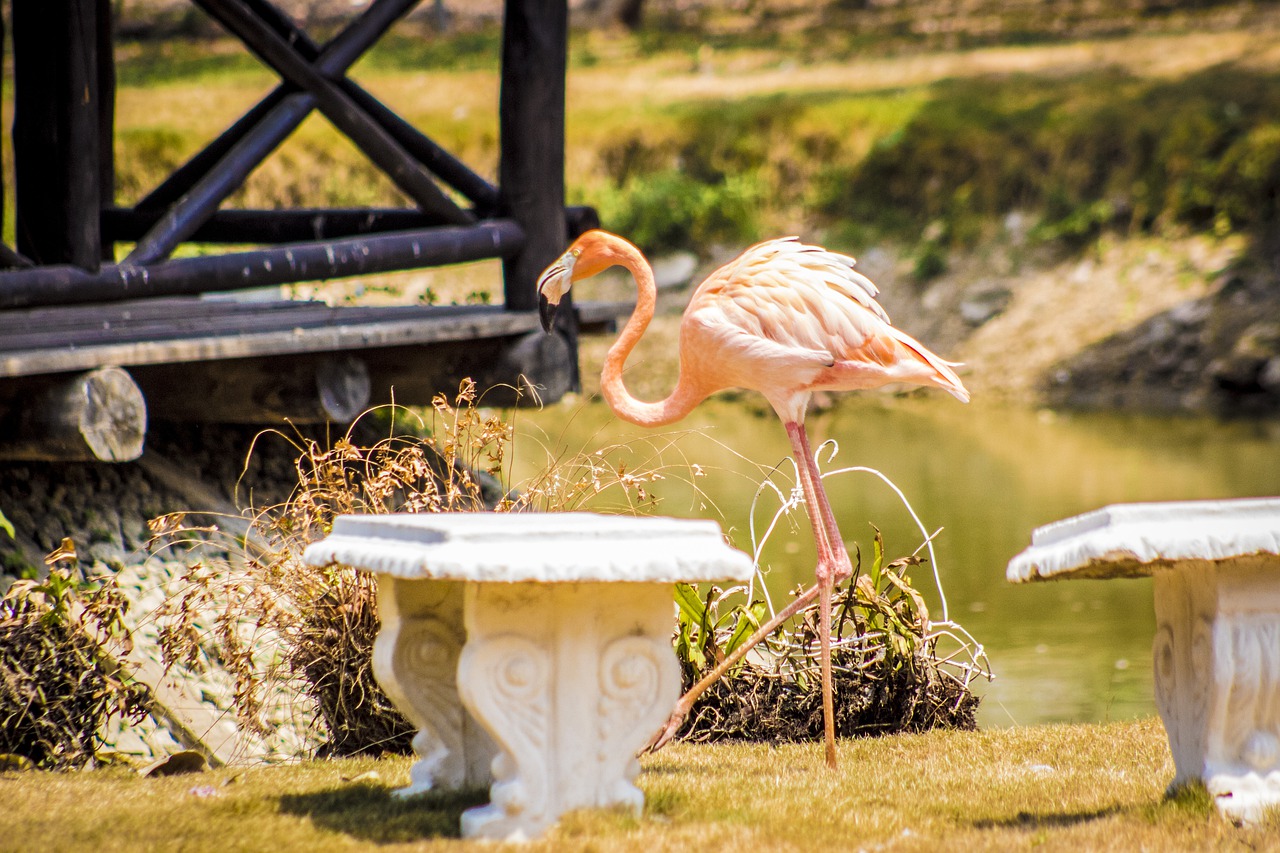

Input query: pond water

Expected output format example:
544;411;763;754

512;395;1280;728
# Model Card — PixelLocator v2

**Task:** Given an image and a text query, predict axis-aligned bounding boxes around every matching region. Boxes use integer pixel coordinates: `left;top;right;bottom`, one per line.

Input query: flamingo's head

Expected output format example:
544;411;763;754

536;246;577;332
537;231;619;332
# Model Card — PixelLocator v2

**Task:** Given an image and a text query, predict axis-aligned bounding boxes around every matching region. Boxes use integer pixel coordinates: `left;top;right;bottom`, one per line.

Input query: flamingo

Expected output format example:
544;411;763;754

537;229;968;769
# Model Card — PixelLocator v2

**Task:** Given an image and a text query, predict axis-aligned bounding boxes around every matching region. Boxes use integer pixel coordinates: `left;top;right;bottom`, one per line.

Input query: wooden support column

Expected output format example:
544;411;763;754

499;0;569;313
96;0;117;264
12;0;105;270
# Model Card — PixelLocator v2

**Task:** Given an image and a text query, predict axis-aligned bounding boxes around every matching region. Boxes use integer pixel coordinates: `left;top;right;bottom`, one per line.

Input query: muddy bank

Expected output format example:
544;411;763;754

580;232;1280;417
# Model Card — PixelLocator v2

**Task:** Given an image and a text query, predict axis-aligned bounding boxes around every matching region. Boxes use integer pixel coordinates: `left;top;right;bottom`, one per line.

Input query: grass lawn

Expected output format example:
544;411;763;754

3;717;1276;851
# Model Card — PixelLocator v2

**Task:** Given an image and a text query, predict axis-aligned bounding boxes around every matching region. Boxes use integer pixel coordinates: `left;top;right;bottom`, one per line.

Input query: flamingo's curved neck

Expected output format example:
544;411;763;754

599;237;706;428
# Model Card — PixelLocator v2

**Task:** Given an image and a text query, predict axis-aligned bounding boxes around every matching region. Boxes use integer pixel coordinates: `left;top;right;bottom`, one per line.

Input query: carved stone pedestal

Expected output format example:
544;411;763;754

1008;498;1280;824
304;512;754;840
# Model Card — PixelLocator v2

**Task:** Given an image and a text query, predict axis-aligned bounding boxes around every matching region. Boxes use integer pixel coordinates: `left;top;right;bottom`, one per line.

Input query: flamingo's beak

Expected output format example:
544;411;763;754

538;290;558;333
536;251;575;333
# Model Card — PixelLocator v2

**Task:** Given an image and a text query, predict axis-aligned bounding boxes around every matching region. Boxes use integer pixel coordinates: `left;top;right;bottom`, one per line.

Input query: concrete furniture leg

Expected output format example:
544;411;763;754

373;577;496;794
1153;556;1280;823
457;581;680;840
1007;498;1280;824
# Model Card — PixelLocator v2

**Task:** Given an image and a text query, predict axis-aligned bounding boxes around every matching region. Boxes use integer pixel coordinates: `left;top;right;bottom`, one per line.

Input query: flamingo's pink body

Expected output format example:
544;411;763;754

538;229;968;768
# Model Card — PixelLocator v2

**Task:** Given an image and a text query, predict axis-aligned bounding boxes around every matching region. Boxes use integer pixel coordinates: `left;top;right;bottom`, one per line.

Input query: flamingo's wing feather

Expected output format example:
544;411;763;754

696;237;893;361
725;238;890;323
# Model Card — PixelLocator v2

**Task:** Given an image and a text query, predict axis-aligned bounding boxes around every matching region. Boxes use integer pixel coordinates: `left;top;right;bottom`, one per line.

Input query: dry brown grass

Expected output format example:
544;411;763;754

149;381;700;756
1;551;148;769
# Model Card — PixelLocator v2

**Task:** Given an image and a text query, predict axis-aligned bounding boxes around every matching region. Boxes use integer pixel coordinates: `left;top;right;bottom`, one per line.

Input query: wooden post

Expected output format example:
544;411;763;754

12;0;104;270
96;0;117;264
498;0;569;313
0;367;147;462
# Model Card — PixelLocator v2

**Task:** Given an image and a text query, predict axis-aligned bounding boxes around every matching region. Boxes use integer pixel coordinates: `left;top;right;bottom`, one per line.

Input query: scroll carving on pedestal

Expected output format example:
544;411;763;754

597;635;680;810
374;615;466;794
457;634;553;840
1213;617;1280;776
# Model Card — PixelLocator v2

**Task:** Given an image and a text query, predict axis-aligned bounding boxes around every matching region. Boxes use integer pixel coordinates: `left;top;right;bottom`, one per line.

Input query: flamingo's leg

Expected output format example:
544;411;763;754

647;422;849;764
791;425;854;582
785;422;842;770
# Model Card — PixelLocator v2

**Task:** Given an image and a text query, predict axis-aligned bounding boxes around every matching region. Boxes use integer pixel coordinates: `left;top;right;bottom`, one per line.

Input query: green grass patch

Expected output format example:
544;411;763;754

825;67;1280;248
2;719;1276;850
96;20;1280;262
114;39;274;89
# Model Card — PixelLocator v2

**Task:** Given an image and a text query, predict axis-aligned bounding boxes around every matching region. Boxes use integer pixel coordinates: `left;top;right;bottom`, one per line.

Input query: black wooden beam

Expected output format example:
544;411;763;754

0;221;524;309
137;2;498;215
498;0;577;392
239;0;500;210
343;85;500;213
192;0;471;226
105;205;597;244
0;245;33;270
126;0;422;266
97;0;117;263
136;0;395;211
12;0;105;270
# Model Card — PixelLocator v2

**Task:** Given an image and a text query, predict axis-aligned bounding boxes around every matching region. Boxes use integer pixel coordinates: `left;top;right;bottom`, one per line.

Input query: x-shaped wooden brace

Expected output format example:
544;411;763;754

127;0;495;266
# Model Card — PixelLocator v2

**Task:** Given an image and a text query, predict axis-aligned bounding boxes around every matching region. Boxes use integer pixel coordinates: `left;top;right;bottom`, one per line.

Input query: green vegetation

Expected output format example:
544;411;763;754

143;382;982;757
102;21;1280;271
831;68;1280;248
1;718;1276;850
672;527;981;743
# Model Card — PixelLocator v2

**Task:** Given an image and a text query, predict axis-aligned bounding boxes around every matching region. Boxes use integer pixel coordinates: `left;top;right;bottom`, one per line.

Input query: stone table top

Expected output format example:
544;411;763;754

302;511;756;583
1007;497;1280;583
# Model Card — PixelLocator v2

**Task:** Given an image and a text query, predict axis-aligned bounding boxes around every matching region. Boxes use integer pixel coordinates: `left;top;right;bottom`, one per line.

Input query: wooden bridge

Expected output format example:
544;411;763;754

0;0;613;462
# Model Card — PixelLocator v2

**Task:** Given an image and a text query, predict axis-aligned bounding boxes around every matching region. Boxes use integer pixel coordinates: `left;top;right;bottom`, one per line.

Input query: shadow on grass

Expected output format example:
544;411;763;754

972;805;1125;830
278;783;489;843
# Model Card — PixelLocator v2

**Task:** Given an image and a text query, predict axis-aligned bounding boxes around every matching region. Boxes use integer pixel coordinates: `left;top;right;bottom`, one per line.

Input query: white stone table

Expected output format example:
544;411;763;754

303;512;754;841
1007;497;1280;824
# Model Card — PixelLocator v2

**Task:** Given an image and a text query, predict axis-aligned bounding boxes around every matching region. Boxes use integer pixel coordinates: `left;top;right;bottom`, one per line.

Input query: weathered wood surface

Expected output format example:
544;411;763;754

0;367;146;461
0;298;539;377
0;295;625;416
136;353;373;424
129;331;575;422
13;0;106;269
0;221;524;309
104;205;597;246
0;297;629;371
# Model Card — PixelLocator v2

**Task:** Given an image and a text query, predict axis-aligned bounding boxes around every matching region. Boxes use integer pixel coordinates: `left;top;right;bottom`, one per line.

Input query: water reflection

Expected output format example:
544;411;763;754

513;396;1280;727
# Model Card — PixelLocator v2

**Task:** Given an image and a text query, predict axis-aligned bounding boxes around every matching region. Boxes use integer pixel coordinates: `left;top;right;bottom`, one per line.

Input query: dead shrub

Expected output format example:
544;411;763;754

153;380;687;757
0;544;149;768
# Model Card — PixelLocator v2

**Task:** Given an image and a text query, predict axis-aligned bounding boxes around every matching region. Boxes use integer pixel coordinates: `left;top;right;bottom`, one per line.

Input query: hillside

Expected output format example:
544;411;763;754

102;0;1280;414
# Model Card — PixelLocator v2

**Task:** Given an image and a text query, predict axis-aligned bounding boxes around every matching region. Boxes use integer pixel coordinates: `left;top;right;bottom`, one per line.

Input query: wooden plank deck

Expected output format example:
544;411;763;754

0;297;629;379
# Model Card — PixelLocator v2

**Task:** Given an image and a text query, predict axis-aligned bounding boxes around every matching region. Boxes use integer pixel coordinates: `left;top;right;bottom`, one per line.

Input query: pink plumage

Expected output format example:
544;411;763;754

537;229;969;769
